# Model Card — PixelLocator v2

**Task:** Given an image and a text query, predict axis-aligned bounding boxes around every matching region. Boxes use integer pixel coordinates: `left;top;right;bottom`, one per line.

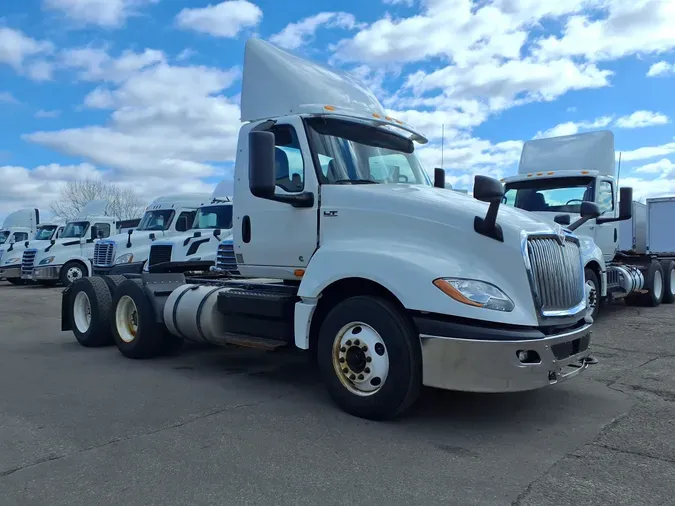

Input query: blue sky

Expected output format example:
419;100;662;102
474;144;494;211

1;0;675;220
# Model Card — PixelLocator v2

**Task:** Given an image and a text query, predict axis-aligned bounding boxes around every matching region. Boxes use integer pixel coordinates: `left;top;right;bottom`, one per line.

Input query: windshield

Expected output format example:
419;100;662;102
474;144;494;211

34;226;57;240
305;118;431;185
193;205;233;230
61;221;89;238
137;210;175;231
504;177;594;214
0;231;8;244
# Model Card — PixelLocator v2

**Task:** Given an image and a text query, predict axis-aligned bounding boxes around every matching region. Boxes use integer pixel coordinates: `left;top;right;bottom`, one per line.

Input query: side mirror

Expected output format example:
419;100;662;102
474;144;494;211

473;175;504;203
8;236;15;245
97;230;105;239
177;215;188;231
149;233;156;241
249;130;277;199
248;130;314;208
597;187;633;224
473;175;505;242
213;228;221;238
554;214;571;226
568;202;601;231
434;168;445;189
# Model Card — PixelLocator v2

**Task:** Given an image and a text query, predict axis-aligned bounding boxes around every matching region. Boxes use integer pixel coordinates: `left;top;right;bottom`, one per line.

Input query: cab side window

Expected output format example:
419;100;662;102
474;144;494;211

176;211;195;232
596;181;614;215
271;125;305;193
14;232;28;242
94;223;111;238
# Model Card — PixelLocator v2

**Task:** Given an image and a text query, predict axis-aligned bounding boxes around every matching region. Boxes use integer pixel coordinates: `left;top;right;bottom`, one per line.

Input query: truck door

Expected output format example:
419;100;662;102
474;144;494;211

594;178;619;262
234;117;319;272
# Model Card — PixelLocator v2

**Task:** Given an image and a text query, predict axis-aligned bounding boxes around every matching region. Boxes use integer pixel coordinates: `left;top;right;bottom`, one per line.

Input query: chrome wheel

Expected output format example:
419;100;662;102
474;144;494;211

331;322;389;396
116;295;139;343
66;266;84;283
73;291;91;333
585;279;597;314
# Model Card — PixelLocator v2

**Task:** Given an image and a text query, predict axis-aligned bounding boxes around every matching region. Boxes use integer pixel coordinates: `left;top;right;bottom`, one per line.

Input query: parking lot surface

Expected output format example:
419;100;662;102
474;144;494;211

0;281;673;505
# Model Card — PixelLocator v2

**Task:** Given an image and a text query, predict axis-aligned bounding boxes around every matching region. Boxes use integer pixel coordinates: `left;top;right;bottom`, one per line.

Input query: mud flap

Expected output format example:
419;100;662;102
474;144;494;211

61;286;73;331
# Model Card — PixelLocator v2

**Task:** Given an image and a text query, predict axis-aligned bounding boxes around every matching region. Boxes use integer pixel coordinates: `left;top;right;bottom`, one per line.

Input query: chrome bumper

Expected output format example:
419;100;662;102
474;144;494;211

30;265;62;280
0;266;20;279
418;318;593;393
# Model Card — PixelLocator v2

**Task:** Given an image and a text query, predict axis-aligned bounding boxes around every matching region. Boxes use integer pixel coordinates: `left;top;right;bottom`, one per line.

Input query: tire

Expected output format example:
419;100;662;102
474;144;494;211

101;275;127;296
316;295;423;421
584;268;601;320
660;260;675;304
69;277;114;347
111;279;165;359
60;260;87;287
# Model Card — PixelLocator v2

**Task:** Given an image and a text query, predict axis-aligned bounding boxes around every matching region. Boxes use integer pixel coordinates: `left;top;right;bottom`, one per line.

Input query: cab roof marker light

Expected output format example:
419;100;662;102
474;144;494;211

324;105;336;111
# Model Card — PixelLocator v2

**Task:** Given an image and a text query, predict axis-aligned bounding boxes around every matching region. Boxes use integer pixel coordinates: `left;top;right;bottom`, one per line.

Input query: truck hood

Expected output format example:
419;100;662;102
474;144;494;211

328;184;560;236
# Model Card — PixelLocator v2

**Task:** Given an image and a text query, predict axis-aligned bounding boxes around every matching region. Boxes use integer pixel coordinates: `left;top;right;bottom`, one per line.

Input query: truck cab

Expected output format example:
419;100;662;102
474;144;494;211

22;201;140;286
501;130;668;318
146;185;234;273
0;208;40;251
93;193;210;276
0;221;64;284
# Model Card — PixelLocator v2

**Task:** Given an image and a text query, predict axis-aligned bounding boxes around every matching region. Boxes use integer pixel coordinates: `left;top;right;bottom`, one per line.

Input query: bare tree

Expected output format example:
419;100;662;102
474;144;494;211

50;180;145;221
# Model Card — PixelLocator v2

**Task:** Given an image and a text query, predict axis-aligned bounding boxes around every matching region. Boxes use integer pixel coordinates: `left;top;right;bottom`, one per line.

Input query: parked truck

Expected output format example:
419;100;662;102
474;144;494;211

502;130;674;319
21;201;140;287
0;208;40;248
144;182;234;274
0;219;65;285
92;194;210;276
61;38;598;420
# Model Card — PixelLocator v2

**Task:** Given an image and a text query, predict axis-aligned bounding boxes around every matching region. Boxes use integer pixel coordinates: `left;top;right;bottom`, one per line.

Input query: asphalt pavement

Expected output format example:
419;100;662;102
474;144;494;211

0;281;673;505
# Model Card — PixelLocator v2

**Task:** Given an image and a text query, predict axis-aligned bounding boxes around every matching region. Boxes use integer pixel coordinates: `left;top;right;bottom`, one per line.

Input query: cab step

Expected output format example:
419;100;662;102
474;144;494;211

210;332;289;351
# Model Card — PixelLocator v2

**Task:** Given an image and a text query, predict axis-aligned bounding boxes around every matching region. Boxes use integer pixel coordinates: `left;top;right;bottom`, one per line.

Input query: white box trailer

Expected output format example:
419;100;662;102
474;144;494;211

618;201;647;254
647;197;675;256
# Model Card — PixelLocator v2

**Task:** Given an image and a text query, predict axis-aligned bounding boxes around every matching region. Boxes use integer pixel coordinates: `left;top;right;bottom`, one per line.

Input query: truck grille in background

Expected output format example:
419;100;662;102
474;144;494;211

94;241;115;267
22;249;37;276
216;241;239;274
526;237;584;315
0;250;4;264
148;244;172;267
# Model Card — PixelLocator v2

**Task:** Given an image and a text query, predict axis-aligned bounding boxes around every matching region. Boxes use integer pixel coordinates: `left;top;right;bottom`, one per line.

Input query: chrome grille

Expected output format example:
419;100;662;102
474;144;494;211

148;244;172;267
94;241;115;267
525;236;584;315
0;249;4;264
216;240;238;274
22;249;37;276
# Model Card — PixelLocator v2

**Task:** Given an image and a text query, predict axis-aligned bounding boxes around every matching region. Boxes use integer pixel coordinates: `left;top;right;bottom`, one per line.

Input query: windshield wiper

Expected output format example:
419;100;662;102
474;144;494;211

332;179;378;185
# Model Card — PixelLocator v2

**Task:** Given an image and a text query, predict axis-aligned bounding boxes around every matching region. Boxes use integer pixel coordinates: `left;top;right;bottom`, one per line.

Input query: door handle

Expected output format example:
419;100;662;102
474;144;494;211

242;215;251;243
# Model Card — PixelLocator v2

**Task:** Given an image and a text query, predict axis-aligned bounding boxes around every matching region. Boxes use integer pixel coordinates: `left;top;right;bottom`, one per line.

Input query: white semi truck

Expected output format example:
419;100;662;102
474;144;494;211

92;194;210;276
0;220;65;285
502;130;675;319
61;38;598;420
21;201;140;287
0;208;40;249
144;182;234;274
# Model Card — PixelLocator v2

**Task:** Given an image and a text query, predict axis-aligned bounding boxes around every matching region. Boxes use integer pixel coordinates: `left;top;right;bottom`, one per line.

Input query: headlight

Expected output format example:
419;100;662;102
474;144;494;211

4;258;20;265
433;278;515;312
115;253;134;264
39;256;55;265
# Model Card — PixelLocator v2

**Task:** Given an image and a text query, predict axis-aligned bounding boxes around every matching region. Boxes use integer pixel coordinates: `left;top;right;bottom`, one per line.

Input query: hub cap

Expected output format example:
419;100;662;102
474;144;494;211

66;266;83;283
116;295;139;343
585;280;597;312
331;322;389;396
73;291;91;333
670;268;675;295
653;270;663;300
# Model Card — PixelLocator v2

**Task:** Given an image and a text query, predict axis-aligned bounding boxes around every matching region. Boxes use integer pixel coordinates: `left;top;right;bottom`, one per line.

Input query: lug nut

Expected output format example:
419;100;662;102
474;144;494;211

346;340;352;346
340;347;346;353
343;368;349;373
364;367;370;373
366;356;372;363
357;374;364;380
354;339;360;346
339;357;345;363
349;374;356;380
361;345;368;351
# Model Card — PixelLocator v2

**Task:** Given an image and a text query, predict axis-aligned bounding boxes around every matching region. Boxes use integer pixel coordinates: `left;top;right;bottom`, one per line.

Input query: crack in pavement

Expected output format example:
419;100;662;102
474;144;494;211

593;343;674;357
0;393;292;479
609;383;675;403
590;443;675;466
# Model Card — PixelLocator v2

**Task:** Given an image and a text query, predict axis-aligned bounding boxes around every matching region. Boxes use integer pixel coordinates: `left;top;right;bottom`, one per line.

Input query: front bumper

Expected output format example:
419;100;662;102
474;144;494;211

27;265;62;281
415;316;593;393
93;261;145;276
0;265;20;279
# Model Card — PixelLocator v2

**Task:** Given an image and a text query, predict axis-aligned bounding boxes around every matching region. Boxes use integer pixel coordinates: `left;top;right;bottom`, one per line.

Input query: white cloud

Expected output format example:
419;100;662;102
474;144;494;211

534;116;614;139
42;0;159;28
0;91;19;104
534;0;675;62
615;110;670;129
35;109;61;118
176;0;262;38
646;61;675;77
634;158;675;175
0;27;53;74
620;141;675;162
24;47;243;182
383;0;414;5
270;12;360;50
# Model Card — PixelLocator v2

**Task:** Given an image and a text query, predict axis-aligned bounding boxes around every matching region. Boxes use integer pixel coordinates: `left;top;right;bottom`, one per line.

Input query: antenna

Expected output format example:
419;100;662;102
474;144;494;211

441;124;445;170
617;151;622;187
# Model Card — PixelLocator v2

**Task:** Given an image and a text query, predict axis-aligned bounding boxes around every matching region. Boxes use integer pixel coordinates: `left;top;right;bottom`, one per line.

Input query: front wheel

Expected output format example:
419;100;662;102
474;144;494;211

584;268;601;320
60;261;87;287
317;295;422;421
